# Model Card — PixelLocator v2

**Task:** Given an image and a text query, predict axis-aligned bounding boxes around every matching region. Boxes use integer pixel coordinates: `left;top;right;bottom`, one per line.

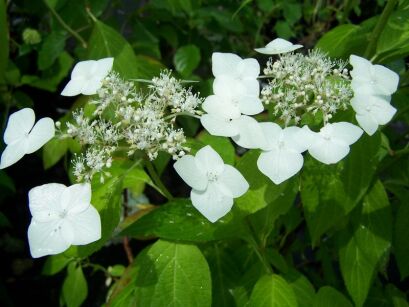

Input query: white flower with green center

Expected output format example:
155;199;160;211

257;123;310;184
350;55;399;96
27;183;101;258
174;145;249;223
0;108;54;169
351;91;397;136
303;122;363;164
61;58;114;96
255;38;303;55
212;52;260;98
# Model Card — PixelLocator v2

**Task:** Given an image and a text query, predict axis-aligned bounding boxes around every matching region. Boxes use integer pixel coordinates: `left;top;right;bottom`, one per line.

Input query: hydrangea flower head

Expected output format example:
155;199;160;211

28;183;101;258
0;108;55;169
255;38;303;55
174;145;249;222
61;57;114;96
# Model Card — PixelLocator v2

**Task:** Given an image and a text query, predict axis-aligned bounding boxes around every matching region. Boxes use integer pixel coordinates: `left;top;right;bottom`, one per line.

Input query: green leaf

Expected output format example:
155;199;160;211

235;149;295;215
0;0;8;83
315;24;368;58
313;286;352;307
173;44;201;77
62;263;88;307
385;284;409;307
88;20;163;80
42;137;69;169
121;198;247;242
302;133;381;244
111;240;212;307
37;31;66;70
339;181;392;307
42;254;72;276
393;189;409;279
249;274;298;307
284;270;315;307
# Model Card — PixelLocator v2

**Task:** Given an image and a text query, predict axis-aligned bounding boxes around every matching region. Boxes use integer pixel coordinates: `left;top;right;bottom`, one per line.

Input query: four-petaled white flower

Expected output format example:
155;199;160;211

28;183;101;258
174;145;249;223
0;108;55;169
61;57;114;96
255;38;303;55
257;123;310;184
349;55;399;135
351;91;396;136
303;122;363;164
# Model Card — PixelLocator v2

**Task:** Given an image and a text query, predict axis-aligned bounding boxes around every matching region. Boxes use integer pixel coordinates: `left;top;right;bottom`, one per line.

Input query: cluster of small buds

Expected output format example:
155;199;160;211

61;70;201;182
261;49;353;125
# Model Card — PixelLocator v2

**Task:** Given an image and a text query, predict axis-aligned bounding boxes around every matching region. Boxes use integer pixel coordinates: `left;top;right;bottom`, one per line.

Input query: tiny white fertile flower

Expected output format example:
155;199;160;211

255;38;303;55
257;123;309;184
174;145;249;222
212;52;260;98
27;183;101;258
350;55;399;96
351;92;396;135
61;58;114;96
200;114;266;149
303;122;363;164
0;108;55;169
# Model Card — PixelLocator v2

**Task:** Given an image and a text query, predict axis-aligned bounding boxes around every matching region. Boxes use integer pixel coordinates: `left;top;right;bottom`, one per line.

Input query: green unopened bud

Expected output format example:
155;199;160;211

22;28;41;45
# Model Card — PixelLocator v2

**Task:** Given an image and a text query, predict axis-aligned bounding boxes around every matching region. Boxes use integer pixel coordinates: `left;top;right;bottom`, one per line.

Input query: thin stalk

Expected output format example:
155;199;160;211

364;0;398;60
44;0;88;49
164;112;201;120
145;159;174;200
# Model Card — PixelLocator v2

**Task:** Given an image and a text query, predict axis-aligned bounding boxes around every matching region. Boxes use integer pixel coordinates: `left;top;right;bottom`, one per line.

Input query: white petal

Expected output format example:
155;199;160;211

195;145;225;175
282;126;311;152
326;122;363;145
71;60;97;79
231;116;267;149
259;122;282;150
370;100;397;125
257;148;303;184
27;219;70;258
308;138;350;164
217;165;249;198
26;117;55;154
202;95;241;119
61;183;92;214
95;57;114;78
190;184;233;223
3;108;35;145
28;183;66;221
67;205;101;245
200;114;239;137
81;77;104;95
174;155;207;191
237;58;260;78
61;79;85;96
212;52;242;77
356;114;378;136
349;54;371;80
371;64;399;95
0;139;28;169
237;96;264;115
255;38;303;54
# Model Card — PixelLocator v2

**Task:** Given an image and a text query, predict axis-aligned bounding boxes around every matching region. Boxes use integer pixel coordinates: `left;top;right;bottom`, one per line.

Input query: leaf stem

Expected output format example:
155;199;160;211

44;0;88;49
145;159;174;200
364;0;398;60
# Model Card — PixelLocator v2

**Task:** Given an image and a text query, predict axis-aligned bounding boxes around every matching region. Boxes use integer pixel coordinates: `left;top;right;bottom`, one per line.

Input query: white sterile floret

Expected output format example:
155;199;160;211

61;58;114;96
200;114;266;149
349;55;399;96
255;38;303;55
27;182;101;258
174;145;249;223
0;108;55;169
303;122;363;164
257;123;310;184
212;52;260;98
351;92;396;136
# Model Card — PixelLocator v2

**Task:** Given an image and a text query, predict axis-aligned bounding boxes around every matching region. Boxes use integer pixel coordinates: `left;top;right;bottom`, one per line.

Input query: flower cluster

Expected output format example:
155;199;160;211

261;50;352;125
59;68;203;182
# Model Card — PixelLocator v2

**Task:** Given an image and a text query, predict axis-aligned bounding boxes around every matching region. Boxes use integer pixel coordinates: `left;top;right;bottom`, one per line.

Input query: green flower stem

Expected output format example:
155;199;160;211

164;112;201;120
44;0;88;49
145;159;174;200
364;0;398;60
